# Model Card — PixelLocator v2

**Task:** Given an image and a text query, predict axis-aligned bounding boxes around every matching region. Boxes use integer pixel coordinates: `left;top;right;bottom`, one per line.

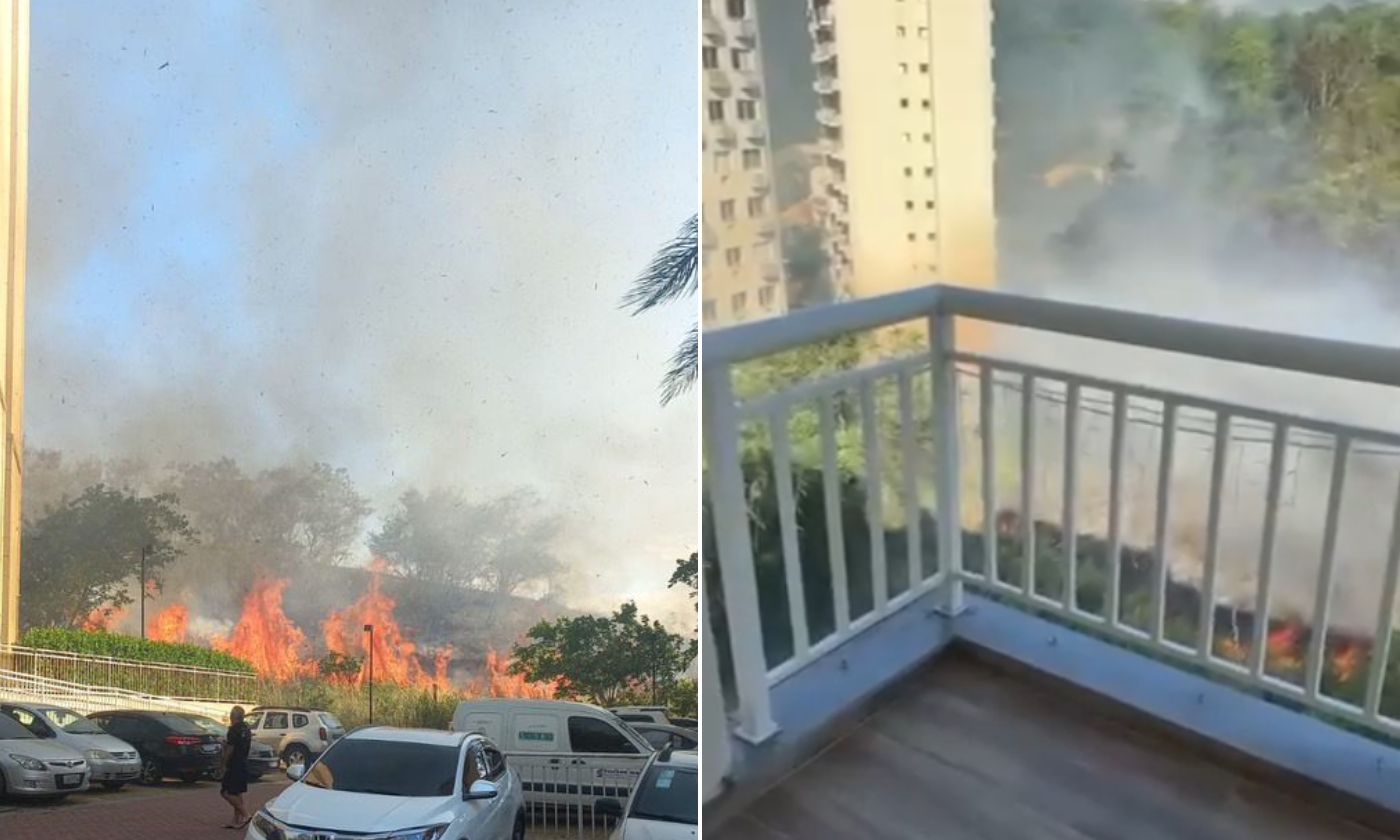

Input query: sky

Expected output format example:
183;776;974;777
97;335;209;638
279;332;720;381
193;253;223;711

26;1;698;625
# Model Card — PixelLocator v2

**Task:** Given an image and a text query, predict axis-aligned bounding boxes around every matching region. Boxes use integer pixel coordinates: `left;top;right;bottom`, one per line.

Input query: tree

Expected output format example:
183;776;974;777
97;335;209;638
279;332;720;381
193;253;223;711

475;490;562;597
623;215;697;405
668;553;698;600
20;485;196;629
510;602;694;707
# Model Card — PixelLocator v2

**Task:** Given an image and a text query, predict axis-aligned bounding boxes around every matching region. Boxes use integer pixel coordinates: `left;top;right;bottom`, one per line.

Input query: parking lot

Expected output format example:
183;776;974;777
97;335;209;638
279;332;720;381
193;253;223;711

0;777;288;839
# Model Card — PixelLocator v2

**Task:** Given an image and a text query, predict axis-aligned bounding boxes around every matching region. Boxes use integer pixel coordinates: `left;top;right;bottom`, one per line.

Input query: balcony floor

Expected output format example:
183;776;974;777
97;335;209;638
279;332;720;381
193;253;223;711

714;647;1395;839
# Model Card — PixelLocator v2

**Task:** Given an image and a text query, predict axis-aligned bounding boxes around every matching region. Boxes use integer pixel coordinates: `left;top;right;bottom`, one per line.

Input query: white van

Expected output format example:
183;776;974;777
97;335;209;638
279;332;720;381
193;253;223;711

450;699;653;810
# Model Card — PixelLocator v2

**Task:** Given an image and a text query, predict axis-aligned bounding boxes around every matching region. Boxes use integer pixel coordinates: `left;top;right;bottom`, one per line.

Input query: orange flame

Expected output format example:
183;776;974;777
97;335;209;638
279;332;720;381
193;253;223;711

323;559;432;687
1331;642;1364;683
469;650;557;699
213;578;313;681
150;604;190;644
82;605;126;632
1267;622;1303;673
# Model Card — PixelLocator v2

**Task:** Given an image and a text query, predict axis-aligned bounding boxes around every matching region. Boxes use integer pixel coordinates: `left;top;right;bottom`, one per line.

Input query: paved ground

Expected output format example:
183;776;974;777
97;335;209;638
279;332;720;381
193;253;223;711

0;777;288;839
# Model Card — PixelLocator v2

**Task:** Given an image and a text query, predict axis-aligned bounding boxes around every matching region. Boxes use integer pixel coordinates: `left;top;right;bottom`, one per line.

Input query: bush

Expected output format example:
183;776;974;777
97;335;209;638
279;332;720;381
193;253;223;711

254;679;459;730
21;627;255;673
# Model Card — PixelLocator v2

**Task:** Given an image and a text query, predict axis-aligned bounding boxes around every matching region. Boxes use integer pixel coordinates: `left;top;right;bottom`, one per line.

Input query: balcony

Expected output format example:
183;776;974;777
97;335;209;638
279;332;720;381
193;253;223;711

702;285;1400;834
706;68;732;96
703;13;725;44
813;75;839;96
815;107;841;129
749;172;770;195
710;122;737;148
812;40;837;65
736;19;758;45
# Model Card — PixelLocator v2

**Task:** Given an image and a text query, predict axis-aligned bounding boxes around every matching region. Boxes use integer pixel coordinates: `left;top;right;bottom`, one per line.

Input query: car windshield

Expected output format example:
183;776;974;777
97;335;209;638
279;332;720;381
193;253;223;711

184;717;225;737
318;713;342;729
303;739;457;797
628;765;697;825
41;708;104;735
0;714;37;740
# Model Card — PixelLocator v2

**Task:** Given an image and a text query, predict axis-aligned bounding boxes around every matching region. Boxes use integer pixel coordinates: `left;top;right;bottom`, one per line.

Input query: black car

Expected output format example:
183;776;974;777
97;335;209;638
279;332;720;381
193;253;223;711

178;714;279;780
86;711;223;785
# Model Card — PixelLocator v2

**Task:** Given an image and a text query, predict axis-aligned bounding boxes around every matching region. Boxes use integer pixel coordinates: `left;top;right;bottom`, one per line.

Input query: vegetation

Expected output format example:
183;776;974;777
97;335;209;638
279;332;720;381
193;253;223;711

624;215;698;405
510;601;696;708
20;627;254;673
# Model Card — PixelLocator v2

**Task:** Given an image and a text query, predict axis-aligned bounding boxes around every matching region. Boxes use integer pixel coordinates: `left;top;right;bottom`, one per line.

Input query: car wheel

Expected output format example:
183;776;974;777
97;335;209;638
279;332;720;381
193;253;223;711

101;781;126;791
512;811;526;840
139;757;162;785
210;764;225;782
0;767;8;799
282;744;309;769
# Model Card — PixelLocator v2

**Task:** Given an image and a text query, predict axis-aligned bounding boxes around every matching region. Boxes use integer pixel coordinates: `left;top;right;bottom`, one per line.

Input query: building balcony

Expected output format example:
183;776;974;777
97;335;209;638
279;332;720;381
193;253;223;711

808;3;835;31
813;75;839;96
744;118;768;147
702;285;1400;834
749;172;771;195
703;13;725;44
738;71;762;99
710;122;737;148
815;107;841;129
736;18;758;45
706;68;732;96
812;40;837;65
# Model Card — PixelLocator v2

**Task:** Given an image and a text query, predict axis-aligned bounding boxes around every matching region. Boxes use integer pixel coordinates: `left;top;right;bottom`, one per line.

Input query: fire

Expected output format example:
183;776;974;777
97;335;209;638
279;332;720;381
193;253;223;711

213;578;313;681
1331;642;1364;684
432;647;455;694
81;605;126;632
150;604;190;644
471;650;557;699
1267;622;1303;673
323;559;432;688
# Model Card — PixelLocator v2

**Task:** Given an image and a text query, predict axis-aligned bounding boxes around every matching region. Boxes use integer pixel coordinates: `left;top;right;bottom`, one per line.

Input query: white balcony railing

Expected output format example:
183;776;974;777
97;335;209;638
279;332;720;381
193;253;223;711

703;284;1400;755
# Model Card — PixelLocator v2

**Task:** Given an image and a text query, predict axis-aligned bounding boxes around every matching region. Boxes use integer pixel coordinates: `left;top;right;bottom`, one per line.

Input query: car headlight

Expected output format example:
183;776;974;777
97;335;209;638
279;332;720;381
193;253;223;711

251;810;282;838
8;754;46;771
86;749;113;761
251;810;449;840
383;827;451;840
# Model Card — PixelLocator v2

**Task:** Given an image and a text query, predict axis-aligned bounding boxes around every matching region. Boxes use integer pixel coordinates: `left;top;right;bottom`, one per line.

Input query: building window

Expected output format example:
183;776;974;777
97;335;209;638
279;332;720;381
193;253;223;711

732;291;747;314
731;49;749;71
703;300;717;321
726;247;742;268
707;100;725;122
742;148;762;169
923;133;932;143
905;200;914;210
926;200;934;209
759;286;775;307
714;150;731;174
747;195;765;217
737;100;757;120
924;166;934;177
921;99;930;109
927;233;937;241
720;199;736;222
907;232;916;242
726;0;746;20
899;97;909;109
899;62;908;74
920;63;930;74
918;27;928;37
896;25;906;37
903;166;913;177
702;47;718;69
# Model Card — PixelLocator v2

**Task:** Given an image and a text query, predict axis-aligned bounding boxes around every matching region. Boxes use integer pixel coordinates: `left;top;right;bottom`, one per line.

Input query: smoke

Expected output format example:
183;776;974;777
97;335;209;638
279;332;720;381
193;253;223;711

27;2;697;620
990;0;1400;631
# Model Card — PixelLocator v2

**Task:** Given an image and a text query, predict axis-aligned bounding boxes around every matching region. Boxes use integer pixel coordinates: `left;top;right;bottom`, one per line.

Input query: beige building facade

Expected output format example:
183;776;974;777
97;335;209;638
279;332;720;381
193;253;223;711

809;0;997;308
0;0;26;645
701;0;787;328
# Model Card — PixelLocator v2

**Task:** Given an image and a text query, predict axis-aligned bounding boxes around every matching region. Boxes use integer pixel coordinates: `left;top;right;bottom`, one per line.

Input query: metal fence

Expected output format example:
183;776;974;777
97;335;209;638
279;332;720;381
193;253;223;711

703;283;1400;746
513;761;626;839
0;644;257;715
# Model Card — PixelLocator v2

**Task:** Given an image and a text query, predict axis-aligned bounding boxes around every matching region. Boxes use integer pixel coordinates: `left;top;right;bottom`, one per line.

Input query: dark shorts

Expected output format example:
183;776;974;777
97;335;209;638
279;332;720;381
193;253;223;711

221;765;249;795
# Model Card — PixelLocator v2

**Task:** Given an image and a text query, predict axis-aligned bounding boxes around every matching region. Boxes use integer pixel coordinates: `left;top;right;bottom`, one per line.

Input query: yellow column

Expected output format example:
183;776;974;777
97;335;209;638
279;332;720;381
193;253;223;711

0;0;27;646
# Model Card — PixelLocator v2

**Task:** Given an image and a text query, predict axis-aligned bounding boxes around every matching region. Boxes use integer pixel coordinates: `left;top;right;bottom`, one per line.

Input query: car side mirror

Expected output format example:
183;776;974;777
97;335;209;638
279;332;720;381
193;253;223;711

286;763;306;781
463;779;498;801
594;798;624;819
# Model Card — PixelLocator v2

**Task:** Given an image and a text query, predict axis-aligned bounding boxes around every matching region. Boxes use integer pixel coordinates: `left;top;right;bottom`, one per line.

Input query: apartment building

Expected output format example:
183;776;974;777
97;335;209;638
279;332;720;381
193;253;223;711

810;0;997;303
0;0;27;645
701;0;787;328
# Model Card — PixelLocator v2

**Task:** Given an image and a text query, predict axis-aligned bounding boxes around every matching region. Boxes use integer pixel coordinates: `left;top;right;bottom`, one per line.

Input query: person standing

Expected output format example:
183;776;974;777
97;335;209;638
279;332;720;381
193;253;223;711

220;705;252;829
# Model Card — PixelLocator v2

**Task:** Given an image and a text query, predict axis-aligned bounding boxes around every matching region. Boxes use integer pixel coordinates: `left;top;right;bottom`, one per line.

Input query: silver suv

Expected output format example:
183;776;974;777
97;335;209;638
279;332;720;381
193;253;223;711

244;707;345;768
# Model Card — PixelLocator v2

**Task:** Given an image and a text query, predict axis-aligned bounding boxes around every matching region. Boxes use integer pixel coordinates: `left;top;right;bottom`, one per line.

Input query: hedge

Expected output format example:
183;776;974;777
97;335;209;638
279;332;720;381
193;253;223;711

21;627;255;674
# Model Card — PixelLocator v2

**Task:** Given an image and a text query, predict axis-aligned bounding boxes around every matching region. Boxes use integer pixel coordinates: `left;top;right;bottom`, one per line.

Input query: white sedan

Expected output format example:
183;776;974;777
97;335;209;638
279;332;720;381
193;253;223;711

599;748;697;840
247;727;525;840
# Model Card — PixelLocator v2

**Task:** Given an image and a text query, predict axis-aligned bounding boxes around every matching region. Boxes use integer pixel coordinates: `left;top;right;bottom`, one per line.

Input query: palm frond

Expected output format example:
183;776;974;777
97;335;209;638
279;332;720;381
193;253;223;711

659;323;699;406
622;215;698;315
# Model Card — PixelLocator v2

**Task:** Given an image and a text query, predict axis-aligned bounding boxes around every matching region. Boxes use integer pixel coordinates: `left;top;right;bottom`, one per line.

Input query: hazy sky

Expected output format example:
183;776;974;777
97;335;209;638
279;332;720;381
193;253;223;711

27;2;697;621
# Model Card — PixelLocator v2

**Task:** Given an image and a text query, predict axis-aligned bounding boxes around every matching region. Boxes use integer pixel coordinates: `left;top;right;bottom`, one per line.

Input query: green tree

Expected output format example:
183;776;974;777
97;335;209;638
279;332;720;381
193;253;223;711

20;485;196;629
510;602;694;706
623;215;697;405
668;553;698;601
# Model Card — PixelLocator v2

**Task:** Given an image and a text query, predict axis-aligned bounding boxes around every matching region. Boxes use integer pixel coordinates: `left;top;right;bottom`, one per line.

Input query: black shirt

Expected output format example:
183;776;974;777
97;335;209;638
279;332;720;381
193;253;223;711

226;720;252;764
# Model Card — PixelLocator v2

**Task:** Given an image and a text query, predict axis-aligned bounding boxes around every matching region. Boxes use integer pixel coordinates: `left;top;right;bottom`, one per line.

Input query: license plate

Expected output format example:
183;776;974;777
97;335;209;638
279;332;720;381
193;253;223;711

58;774;82;788
201;744;220;754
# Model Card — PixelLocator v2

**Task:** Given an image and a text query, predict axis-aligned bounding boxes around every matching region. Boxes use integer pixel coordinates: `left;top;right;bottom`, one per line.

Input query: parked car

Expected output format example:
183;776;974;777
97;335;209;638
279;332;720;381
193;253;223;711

86;710;222;784
597;748;697;840
452;698;653;810
244;706;345;768
0;711;89;799
628;722;697;752
609;706;674;726
1;702;140;789
178;714;279;780
247;728;525;840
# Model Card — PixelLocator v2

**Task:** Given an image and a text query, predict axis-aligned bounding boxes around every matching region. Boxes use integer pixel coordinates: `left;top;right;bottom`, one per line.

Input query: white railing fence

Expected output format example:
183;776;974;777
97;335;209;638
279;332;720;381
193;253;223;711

703;284;1400;749
0;643;257;715
513;762;625;839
